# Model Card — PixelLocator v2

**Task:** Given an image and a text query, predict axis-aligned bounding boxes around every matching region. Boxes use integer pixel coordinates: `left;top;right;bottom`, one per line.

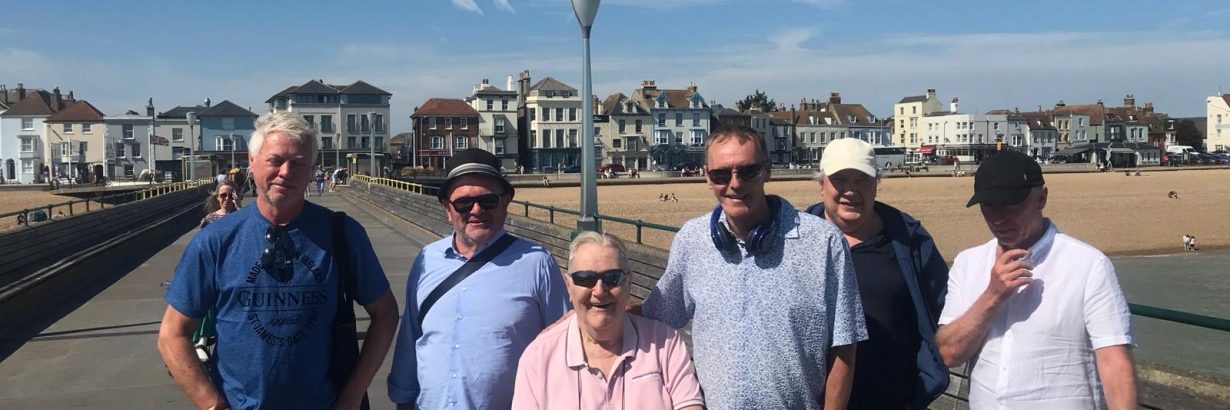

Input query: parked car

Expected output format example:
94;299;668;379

540;166;556;173
598;163;626;173
563;165;583;173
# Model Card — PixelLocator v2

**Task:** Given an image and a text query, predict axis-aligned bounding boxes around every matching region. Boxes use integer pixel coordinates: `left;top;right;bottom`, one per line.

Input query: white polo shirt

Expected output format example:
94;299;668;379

939;220;1134;410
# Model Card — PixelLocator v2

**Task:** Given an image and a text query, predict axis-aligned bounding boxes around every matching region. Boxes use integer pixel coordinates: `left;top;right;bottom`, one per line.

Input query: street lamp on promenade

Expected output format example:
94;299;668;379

572;0;602;234
368;111;377;177
186;112;197;181
147;98;156;183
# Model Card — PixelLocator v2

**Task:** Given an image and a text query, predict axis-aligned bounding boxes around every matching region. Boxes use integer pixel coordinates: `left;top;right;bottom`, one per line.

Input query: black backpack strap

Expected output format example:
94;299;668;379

417;233;517;327
332;213;357;303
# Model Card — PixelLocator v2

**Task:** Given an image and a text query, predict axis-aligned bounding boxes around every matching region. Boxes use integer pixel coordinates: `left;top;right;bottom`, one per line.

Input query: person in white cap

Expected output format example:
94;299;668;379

804;138;950;409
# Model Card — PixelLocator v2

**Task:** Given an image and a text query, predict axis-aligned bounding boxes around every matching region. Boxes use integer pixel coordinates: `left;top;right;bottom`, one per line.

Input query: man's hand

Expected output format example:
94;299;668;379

986;247;1033;304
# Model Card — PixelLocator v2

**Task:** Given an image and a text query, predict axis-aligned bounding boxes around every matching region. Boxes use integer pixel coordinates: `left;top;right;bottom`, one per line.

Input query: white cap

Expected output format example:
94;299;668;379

819;138;877;177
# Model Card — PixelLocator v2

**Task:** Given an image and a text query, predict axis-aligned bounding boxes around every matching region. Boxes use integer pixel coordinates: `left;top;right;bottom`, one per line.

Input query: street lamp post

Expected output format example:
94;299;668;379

148;98;156;183
368;111;377;177
186;112;197;181
572;0;602;234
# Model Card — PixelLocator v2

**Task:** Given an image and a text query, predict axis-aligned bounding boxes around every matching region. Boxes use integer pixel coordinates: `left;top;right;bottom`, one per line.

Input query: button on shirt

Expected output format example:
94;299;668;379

512;314;704;410
643;197;868;410
387;231;572;409
939;220;1134;409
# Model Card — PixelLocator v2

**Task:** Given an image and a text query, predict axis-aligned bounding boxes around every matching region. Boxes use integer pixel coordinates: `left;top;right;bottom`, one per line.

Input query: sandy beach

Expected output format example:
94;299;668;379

515;168;1230;258
0;191;80;232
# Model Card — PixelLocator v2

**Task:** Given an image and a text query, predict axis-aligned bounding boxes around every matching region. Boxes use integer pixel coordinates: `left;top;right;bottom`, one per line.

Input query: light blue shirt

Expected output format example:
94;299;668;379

387;230;571;409
643;197;868;410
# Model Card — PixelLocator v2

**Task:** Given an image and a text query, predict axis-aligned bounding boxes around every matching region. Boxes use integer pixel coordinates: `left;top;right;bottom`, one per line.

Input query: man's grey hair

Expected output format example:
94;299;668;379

249;111;319;159
567;231;632;273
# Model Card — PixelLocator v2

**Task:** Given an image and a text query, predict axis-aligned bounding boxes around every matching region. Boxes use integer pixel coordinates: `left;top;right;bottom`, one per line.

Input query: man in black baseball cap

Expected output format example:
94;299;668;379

965;150;1044;208
938;150;1138;409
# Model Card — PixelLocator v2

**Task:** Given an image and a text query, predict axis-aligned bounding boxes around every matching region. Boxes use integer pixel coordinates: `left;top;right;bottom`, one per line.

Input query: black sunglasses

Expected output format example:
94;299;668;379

261;225;293;282
218;192;236;199
569;269;628;289
450;193;503;214
707;163;765;185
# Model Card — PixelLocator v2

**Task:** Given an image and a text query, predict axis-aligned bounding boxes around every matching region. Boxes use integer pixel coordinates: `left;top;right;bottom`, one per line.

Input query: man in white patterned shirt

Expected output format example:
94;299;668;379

642;126;867;410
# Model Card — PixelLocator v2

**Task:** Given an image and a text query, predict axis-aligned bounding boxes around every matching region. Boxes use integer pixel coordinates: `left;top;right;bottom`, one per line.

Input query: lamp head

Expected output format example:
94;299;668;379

571;0;601;32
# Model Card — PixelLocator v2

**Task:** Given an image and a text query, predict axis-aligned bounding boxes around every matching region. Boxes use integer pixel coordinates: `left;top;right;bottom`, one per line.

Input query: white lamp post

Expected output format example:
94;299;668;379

572;0;602;233
186;111;197;181
368;111;377;177
147;98;156;183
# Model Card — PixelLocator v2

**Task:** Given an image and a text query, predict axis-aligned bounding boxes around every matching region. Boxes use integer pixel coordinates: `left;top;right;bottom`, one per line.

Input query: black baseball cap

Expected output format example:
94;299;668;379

438;148;514;201
966;150;1044;207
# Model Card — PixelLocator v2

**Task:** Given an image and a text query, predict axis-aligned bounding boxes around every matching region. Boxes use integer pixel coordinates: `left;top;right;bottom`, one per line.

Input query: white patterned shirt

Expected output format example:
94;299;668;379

939;220;1134;410
643;197;868;410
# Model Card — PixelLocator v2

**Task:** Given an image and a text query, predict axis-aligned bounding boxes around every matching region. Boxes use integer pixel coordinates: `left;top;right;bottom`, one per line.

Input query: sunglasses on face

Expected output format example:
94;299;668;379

218;192;236;199
449;193;503;214
569;269;627;289
707;163;765;185
261;225;293;281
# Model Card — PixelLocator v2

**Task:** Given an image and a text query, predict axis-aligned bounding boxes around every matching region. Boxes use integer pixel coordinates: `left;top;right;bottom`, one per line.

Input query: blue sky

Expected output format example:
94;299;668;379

2;0;1229;132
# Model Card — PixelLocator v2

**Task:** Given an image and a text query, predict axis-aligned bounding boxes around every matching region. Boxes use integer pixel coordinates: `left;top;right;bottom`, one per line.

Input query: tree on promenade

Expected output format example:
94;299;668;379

1174;120;1203;150
736;90;778;112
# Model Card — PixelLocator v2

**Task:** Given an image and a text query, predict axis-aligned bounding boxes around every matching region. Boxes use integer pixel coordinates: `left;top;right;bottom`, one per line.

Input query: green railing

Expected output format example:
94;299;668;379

352;175;1230;332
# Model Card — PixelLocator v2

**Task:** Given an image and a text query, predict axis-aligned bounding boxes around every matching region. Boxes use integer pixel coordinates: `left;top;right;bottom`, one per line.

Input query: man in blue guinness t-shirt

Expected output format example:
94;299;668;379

158;112;399;410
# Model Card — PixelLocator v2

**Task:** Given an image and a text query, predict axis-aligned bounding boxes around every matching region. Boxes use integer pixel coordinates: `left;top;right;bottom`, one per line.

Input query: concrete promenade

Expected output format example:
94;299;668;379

0;193;438;409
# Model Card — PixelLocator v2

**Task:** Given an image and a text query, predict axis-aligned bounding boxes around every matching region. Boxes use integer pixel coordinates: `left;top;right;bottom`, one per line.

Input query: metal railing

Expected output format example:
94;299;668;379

1;178;212;229
1129;303;1230;332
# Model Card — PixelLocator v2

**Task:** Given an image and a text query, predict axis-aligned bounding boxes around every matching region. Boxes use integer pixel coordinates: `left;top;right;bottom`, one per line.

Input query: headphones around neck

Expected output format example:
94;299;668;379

710;195;781;255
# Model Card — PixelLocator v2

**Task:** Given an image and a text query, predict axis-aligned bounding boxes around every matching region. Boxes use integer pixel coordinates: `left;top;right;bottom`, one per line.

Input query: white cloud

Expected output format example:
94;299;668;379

494;0;515;13
450;0;484;15
771;27;815;51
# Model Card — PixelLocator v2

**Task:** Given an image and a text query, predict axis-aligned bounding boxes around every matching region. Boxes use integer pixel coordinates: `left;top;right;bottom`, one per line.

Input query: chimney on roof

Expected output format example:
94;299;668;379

641;80;657;90
16;83;25;100
146;97;155;116
518;70;531;108
829;92;841;105
507;75;514;92
0;84;6;105
1014;107;1020;114
67;91;75;102
687;81;697;93
205;98;212;107
1096;99;1103;106
1144;102;1153;113
951;97;959;113
1056;99;1066;107
53;87;62;108
927;88;937;100
1124;94;1135;108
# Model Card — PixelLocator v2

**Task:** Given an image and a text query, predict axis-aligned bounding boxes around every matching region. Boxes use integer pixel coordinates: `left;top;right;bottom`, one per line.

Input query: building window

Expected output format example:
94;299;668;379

115;142;126;158
556;108;564;122
430;136;443;149
451;136;465;149
552;129;563;147
495;118;506;134
495;139;505;155
375;114;384;132
361;115;372;132
303;115;315;128
217;136;235;151
618;119;626;133
460;117;468;129
530;108;537;121
172;128;183;142
569;108;577;121
635;119;643;133
656;130;669;145
349;114;359;131
375;137;383;149
21;118;34;130
427;117;437;129
63;123;73;134
613;139;622;149
674;131;683;145
132;142;142;157
83;123;93;134
542;108;550;122
321;115;334;133
691;130;704;145
222;118;235;130
675;113;683;126
361;137;370;149
692;113;700;126
348;136;357;149
487;100;494;110
501;99;508;110
123;124;134;139
657;113;666;126
123;164;134;177
322;137;333;149
569;130;579;147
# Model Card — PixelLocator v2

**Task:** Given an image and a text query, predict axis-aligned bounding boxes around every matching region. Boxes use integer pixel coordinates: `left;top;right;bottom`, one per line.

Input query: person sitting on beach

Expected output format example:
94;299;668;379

1190;235;1198;251
1168;190;1180;199
669;193;678;202
541;176;551;187
658;193;667;202
937;150;1137;409
1182;234;1192;251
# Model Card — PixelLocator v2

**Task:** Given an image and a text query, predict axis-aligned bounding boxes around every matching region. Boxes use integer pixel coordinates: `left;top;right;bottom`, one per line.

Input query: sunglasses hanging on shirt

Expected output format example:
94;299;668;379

261;225;294;282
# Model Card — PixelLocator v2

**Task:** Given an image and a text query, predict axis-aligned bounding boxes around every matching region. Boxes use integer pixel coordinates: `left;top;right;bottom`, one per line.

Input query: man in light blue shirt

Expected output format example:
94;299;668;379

387;148;570;409
643;126;867;410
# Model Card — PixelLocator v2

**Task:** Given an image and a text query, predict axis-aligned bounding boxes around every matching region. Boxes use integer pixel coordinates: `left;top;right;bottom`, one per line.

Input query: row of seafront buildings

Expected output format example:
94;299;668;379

0;81;393;184
3;76;1227;183
406;73;1230;172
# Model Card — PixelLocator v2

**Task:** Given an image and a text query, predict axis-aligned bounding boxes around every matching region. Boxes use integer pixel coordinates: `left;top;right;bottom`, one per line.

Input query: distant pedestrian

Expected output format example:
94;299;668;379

1168;190;1180;199
200;181;241;229
313;165;326;196
1182;234;1192;251
1190;235;1199;251
541;175;551;187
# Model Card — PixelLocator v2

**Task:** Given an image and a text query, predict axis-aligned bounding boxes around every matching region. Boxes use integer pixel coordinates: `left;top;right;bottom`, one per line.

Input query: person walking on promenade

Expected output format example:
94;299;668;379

387;148;571;410
804;138;950;410
512;232;704;410
313;165;326;196
937;150;1138;409
642;126;867;410
201;181;241;228
158;112;399;410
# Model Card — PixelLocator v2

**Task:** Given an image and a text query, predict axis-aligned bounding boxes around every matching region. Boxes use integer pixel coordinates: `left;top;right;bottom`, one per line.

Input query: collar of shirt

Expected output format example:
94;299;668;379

1022;219;1057;268
565;314;638;369
444;228;509;261
715;195;802;245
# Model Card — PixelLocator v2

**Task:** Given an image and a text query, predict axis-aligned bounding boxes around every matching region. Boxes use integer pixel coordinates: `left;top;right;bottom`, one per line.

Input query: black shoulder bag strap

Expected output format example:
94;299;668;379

331;212;370;410
417;233;517;327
